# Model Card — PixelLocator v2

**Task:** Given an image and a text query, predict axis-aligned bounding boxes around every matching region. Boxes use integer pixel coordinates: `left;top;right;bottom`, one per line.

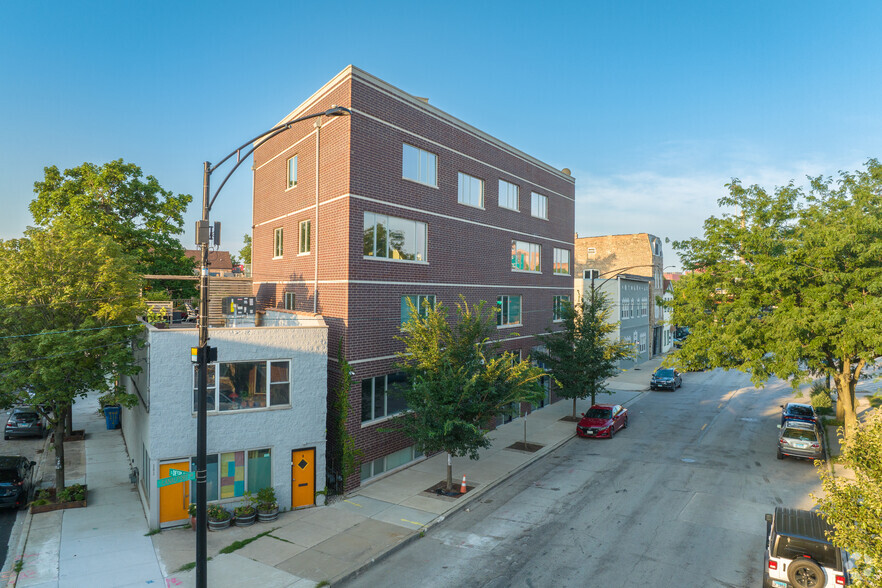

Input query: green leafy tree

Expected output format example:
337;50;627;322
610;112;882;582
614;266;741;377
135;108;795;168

534;293;635;418
671;160;882;438
239;234;252;265
30;159;195;297
0;220;142;490
814;411;882;587
393;297;546;491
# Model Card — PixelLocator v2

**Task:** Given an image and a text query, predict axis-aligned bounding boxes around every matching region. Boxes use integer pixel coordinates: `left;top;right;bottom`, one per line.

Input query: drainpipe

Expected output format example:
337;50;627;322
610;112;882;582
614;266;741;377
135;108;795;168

314;120;321;313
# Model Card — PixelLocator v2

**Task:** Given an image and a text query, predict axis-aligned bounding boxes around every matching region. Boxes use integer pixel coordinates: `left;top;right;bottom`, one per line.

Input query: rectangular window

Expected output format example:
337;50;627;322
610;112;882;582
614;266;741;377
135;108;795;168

621;298;628;319
273;227;283;258
498;179;519;211
287;155;298;189
511;240;541;272
402;144;437;187
497;295;522;326
640;333;647;353
553;295;570;321
363;212;427;262
458;172;484;208
283;292;295;310
531;192;548;219
361;372;409;423
553;248;570;275
299;220;311;254
193;360;290;412
191;449;270;502
401;295;436;325
360;445;423;481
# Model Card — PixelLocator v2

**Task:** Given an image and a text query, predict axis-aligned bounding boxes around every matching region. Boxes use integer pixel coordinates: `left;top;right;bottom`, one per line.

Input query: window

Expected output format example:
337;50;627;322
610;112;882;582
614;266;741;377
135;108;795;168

586;247;597;255
299;220;311;254
363;212;427;262
402;144;437;186
553;295;570;321
401;295;436;325
361;372;409;423
283;292;295;311
360;445;423;481
287;155;298;189
531;192;548;219
511;240;541;272
497;295;522;326
621;298;628;319
553;248;570;275
193;360;290;412
457;172;484;208
273;227;283;258
639;332;647;353
190;448;271;502
498;179;519;211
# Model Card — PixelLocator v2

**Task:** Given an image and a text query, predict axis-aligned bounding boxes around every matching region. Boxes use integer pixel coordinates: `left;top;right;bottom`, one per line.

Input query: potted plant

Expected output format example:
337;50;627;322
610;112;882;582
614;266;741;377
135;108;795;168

233;491;257;527
188;503;197;530
256;487;279;522
207;503;231;531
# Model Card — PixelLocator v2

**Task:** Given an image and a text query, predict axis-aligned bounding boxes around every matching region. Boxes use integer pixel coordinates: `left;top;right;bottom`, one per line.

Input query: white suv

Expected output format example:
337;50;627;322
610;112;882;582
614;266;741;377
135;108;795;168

764;507;851;587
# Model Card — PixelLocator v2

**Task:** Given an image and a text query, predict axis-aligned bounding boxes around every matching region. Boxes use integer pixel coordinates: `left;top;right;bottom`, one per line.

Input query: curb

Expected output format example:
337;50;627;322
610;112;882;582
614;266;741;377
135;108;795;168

330;387;649;586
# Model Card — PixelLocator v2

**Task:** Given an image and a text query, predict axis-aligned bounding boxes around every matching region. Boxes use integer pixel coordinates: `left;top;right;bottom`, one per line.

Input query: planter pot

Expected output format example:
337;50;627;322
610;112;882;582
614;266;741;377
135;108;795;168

207;517;231;531
234;510;256;527
257;506;279;522
30;485;88;514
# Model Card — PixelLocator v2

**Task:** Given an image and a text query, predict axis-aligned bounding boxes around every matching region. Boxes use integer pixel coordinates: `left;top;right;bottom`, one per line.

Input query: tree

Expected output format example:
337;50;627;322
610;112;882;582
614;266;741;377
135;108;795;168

239;234;252;265
30;159;195;297
533;293;635;418
0;220;142;490
393;297;546;491
814;411;882;587
671;160;882;439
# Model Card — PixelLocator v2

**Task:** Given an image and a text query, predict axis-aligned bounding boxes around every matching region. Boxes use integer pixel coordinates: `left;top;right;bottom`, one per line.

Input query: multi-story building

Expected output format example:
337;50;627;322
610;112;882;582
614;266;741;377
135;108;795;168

574;233;665;356
250;66;575;490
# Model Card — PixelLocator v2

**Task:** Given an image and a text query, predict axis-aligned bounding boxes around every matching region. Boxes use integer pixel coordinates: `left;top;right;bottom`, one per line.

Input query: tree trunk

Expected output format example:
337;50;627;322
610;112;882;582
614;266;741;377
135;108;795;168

65;405;73;438
572;398;577;418
54;418;66;490
835;373;858;439
835;378;845;421
445;453;453;491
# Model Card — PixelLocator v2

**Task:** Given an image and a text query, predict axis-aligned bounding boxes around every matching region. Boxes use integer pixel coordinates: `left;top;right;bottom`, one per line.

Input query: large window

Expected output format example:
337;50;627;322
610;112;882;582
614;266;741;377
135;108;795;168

553;248;570;275
360;445;423;481
498;179;519;211
283;292;295;310
361;372;409;423
299;220;311;254
401;295;436;325
287;155;297;189
531;192;548;219
363;212;427;262
497;295;522;326
189;448;271;502
553;295;570;321
273;228;284;258
511;240;541;272
458;172;484;208
402;144;437;187
193;360;290;413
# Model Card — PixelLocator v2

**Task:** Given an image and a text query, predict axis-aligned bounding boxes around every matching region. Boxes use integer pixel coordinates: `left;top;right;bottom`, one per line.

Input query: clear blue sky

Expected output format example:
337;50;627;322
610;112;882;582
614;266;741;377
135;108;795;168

2;1;880;270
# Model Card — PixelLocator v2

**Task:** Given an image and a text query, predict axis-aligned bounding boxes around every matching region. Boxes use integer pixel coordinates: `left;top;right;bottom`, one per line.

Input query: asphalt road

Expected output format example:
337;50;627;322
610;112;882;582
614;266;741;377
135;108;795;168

341;368;824;588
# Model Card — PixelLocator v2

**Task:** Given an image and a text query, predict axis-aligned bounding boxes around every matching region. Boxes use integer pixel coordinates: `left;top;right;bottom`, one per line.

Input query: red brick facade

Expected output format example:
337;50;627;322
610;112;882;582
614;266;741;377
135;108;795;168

252;67;575;490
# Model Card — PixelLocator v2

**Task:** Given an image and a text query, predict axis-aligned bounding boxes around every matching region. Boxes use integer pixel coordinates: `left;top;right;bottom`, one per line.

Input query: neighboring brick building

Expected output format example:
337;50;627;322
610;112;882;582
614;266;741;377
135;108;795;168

251;66;575;490
574;233;666;356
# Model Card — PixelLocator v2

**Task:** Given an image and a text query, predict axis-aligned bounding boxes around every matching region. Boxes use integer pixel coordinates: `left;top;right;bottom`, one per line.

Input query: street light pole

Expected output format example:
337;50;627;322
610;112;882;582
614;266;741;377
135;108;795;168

193;106;350;588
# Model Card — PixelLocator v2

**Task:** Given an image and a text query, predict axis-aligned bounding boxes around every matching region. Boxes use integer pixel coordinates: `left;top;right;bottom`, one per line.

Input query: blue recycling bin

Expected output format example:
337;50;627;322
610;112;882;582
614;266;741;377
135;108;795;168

104;406;121;430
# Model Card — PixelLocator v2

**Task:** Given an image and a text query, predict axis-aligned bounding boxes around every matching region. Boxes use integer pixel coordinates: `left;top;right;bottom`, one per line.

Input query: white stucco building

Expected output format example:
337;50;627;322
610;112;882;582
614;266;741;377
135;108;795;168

121;310;328;529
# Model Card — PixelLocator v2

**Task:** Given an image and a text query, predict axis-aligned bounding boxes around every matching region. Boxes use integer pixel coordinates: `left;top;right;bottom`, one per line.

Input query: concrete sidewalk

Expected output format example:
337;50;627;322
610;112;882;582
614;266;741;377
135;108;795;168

8;355;665;588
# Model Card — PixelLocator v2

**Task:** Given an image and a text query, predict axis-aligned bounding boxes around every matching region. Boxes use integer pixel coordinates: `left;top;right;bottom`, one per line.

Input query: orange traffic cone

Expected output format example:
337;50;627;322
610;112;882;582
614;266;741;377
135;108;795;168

460;474;467;494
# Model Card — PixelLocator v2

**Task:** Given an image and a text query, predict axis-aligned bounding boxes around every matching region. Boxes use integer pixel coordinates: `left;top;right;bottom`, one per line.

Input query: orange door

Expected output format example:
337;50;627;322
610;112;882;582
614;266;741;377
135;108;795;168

291;449;315;509
159;461;190;525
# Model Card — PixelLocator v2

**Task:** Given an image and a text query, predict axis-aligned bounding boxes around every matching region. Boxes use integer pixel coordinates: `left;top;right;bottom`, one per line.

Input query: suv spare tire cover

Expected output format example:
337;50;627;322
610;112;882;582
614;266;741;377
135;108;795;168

787;558;825;588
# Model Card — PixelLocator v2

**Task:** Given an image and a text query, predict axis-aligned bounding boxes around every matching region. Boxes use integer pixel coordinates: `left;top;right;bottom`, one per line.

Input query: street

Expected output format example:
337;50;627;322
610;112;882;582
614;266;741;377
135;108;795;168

341;368;823;588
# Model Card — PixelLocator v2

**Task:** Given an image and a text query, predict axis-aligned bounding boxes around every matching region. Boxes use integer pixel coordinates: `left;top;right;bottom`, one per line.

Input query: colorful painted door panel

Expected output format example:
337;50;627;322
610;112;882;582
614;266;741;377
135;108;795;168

291;448;315;509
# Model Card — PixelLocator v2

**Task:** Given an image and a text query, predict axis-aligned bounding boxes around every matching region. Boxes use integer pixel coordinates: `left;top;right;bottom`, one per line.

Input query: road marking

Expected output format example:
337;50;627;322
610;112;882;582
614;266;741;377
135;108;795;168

344;499;362;507
401;518;425;527
701;423;708;431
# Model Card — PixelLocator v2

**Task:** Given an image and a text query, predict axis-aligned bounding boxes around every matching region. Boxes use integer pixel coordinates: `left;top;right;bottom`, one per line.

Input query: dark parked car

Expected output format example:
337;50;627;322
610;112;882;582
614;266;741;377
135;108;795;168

780;403;820;427
5;408;47;440
763;507;851;587
650;368;682;391
0;456;36;509
777;420;824;461
576;404;628;439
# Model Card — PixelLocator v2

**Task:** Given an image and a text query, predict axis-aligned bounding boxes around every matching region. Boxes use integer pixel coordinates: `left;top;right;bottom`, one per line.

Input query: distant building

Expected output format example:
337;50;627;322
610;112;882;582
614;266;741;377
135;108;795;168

661;279;674;353
184;249;235;277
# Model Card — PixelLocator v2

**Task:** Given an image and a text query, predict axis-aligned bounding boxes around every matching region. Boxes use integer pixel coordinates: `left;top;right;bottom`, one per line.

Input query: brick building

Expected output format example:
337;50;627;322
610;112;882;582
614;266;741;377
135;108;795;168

573;233;666;356
251;66;575;490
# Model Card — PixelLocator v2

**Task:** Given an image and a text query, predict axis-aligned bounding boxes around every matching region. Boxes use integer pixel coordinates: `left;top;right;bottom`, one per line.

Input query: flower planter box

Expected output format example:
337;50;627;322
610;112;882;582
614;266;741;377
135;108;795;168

234;510;256;527
257;506;279;522
30;485;87;514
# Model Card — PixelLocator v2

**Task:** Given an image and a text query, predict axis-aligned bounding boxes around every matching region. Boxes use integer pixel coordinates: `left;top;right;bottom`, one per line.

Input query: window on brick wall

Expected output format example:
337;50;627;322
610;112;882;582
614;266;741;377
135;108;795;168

273;227;284;258
497;295;522;326
498;179;519;211
361;372;409;423
360;445;424;481
401;295;436;325
553;295;570;321
363;212;427;262
511;240;541;272
287;155;298;189
402;144;437;187
531;192;548;219
458;172;484;208
299;220;311;254
283;292;295;310
553;248;570;275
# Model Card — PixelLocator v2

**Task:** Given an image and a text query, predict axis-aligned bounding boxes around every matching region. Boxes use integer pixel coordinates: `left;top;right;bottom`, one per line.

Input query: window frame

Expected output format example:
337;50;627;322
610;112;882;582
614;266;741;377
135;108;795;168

193;359;291;414
531;192;548;220
299;220;311;255
553;295;570;322
363;211;428;263
189;447;272;503
401;294;436;325
498;179;519;211
361;372;409;424
553;248;570;275
273;227;284;259
283;292;295;310
402;143;438;187
457;172;485;209
497;295;522;327
511;240;542;273
287;155;298;189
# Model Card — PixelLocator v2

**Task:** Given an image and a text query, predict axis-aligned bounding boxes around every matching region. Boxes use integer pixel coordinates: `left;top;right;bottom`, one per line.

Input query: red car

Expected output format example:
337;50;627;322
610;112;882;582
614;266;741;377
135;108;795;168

576;404;628;439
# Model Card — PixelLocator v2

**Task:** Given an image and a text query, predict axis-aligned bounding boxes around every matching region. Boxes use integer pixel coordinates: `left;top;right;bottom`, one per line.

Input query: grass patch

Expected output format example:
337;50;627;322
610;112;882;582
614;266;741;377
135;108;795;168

13;559;24;573
144;528;161;536
316;581;330;588
267;533;296;544
219;529;275;554
174;558;212;574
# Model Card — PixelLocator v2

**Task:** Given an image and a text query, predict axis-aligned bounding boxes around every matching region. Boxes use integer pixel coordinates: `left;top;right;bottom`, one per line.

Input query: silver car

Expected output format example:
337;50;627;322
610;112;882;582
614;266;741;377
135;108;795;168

777;420;823;461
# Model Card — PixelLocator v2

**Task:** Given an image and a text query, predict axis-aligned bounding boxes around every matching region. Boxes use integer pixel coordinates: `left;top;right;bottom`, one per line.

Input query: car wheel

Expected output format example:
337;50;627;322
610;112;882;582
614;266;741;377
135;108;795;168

3;435;8;440
609;424;615;438
777;448;784;460
623;416;629;429
787;558;824;588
